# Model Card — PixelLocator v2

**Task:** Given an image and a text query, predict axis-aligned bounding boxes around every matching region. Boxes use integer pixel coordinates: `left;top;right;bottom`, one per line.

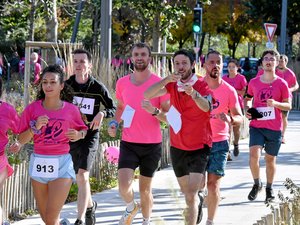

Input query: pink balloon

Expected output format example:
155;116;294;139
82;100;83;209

105;146;120;164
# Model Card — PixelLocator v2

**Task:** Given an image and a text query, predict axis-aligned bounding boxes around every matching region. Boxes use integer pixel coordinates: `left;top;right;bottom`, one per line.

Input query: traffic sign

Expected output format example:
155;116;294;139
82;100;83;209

264;23;277;42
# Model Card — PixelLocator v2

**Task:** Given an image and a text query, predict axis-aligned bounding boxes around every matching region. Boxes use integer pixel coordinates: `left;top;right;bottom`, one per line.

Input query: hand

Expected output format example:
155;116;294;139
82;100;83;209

36;115;49;130
108;126;117;137
219;112;231;123
165;72;181;83
182;84;194;96
141;99;155;114
90;112;104;130
267;99;277;107
65;129;82;142
8;141;22;154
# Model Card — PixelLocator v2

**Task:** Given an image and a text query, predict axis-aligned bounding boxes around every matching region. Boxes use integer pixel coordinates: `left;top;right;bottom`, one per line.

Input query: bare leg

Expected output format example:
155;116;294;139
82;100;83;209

118;168;135;203
76;169;93;221
139;175;153;219
0;169;8;223
177;173;204;225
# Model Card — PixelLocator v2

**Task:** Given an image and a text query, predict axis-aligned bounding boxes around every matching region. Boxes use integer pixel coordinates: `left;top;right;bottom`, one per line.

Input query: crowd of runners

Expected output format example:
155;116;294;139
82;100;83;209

0;43;297;225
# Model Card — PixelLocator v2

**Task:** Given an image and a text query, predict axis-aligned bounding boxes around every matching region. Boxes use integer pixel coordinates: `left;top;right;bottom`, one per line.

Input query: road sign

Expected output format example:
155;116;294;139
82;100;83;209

264;23;277;42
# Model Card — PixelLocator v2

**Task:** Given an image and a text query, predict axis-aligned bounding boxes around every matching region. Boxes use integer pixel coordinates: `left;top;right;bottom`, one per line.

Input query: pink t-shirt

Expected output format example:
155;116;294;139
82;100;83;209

0;102;20;155
278;68;297;88
19;100;87;155
116;74;169;143
247;76;290;131
222;74;247;108
209;80;240;142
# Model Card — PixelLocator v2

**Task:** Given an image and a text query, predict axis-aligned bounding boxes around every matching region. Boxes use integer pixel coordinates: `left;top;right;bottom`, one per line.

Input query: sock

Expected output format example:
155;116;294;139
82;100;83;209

126;200;135;212
254;178;261;186
266;183;272;189
206;219;214;225
143;217;150;224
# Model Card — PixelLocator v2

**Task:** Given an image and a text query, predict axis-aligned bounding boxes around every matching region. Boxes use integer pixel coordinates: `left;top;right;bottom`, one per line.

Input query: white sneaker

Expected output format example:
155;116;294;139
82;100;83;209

118;202;139;225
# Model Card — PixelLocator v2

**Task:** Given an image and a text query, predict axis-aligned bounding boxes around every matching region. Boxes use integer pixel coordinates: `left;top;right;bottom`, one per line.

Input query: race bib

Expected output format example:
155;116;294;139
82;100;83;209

32;157;59;178
256;107;275;120
73;96;95;115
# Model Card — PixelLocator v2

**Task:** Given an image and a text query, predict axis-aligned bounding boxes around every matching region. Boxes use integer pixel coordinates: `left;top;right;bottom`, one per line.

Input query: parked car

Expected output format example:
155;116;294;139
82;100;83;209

239;57;259;82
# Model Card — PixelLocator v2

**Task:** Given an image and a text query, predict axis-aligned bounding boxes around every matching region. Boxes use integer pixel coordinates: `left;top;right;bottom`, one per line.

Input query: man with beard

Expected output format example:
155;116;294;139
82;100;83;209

245;50;291;203
277;54;299;143
144;49;212;225
108;42;169;225
202;50;243;225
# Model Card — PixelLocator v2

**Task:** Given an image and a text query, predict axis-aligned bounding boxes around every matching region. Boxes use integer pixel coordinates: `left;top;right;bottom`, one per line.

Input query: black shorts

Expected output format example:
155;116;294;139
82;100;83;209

118;141;162;178
70;129;99;174
171;145;210;178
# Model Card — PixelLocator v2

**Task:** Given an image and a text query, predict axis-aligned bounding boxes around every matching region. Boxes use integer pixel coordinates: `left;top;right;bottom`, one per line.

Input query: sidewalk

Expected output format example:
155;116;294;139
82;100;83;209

13;111;300;225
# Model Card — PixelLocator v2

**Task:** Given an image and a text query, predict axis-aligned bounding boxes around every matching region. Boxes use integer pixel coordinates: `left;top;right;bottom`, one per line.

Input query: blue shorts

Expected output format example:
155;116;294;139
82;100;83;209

207;140;229;177
249;127;282;156
29;153;76;184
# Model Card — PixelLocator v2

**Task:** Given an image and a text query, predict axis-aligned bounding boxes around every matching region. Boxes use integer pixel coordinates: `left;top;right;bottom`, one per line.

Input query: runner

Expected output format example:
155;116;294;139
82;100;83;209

18;65;88;225
0;77;21;224
108;42;169;225
245;49;291;203
203;50;243;225
222;59;247;158
144;49;212;225
277;54;299;143
65;49;116;225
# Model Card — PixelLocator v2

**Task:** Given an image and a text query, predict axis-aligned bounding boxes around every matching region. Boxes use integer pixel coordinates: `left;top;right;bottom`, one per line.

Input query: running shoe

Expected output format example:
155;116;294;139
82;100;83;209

265;188;275;204
74;219;84;225
60;218;71;225
119;202;139;225
85;200;97;225
196;192;204;224
248;183;263;201
233;144;239;157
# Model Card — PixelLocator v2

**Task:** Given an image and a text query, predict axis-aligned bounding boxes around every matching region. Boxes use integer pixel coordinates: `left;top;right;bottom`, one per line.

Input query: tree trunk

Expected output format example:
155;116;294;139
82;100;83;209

92;7;101;48
28;0;36;41
152;12;161;52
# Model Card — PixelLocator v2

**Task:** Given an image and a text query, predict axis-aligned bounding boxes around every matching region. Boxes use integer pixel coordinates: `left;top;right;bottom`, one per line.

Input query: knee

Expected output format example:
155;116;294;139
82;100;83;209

76;172;90;185
140;188;152;199
207;181;219;195
185;191;197;206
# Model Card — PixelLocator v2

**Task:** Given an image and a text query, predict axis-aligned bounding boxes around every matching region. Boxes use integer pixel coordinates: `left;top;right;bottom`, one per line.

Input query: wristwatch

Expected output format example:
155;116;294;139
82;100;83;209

192;90;202;99
152;107;160;116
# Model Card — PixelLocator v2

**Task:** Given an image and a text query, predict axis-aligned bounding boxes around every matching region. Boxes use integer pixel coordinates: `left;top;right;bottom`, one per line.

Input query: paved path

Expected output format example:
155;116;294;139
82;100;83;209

13;111;300;225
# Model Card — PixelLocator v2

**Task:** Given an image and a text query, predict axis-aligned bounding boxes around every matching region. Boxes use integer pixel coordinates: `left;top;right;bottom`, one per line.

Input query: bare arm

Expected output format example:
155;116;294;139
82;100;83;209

144;73;181;100
290;81;299;93
267;98;291;111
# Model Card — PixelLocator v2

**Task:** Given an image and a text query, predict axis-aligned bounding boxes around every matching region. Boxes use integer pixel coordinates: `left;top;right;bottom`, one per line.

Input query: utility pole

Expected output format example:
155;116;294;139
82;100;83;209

71;0;85;43
279;0;287;54
100;0;112;82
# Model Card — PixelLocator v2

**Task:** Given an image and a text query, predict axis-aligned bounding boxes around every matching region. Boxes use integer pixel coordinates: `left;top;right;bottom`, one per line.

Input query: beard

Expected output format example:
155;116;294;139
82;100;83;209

133;61;149;72
209;68;219;79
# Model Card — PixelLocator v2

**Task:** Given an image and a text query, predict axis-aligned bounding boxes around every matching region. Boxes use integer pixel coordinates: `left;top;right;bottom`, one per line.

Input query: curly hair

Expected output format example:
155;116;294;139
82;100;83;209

36;64;74;103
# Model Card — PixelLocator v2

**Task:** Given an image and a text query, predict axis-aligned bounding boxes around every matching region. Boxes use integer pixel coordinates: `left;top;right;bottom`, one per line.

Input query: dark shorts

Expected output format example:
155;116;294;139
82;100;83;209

170;145;210;178
70;129;99;174
118;141;162;178
207;140;229;177
249;127;282;156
